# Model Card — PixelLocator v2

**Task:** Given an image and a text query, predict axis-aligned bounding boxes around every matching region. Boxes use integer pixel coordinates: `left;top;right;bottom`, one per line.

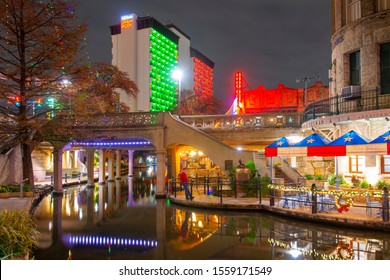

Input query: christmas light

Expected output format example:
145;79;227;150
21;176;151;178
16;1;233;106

149;29;178;112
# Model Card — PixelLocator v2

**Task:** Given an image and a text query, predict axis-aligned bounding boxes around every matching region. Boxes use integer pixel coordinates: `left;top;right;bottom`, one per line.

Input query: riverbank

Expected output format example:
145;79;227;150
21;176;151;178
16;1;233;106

169;193;390;232
1;176;389;232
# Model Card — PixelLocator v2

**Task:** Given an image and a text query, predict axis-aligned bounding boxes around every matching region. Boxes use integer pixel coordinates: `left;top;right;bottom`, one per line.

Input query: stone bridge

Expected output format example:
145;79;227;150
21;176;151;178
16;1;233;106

53;112;298;197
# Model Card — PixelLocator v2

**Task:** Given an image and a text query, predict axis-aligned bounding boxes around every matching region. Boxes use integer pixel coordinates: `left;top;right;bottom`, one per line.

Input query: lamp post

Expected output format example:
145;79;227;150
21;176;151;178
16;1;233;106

296;73;320;107
172;69;183;118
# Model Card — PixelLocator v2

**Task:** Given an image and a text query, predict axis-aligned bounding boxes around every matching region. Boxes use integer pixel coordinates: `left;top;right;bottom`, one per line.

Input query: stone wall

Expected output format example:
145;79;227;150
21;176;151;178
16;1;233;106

331;1;390;95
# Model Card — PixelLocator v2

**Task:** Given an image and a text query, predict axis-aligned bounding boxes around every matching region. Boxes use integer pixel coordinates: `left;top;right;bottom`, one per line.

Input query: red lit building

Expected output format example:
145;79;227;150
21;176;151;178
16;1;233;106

231;71;329;114
191;47;214;100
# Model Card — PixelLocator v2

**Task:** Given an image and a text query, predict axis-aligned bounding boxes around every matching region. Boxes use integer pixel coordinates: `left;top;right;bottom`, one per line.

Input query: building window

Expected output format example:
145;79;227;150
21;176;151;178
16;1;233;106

350;50;361;85
378;0;390;11
349;155;364;173
346;0;361;23
380;43;390;94
381;156;390;173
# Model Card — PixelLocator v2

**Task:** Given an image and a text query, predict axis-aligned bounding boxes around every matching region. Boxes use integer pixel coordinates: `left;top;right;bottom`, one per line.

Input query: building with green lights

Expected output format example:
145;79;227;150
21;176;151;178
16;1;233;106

110;14;214;112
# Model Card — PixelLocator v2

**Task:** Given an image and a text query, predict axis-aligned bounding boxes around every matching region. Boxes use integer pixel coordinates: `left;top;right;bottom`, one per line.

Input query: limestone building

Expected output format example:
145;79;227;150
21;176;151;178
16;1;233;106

331;0;390;96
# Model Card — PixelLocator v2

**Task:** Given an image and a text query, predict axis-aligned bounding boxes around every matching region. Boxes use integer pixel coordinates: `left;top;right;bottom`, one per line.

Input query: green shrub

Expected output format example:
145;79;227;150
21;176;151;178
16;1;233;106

376;180;390;189
304;174;314;180
0;184;32;193
241;176;271;198
359;180;370;189
327;174;346;185
245;160;257;178
315;175;325;180
0;210;40;259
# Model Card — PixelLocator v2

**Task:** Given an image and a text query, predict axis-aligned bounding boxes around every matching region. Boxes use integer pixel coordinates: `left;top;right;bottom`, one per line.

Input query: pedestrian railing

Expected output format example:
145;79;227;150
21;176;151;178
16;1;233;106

168;175;390;222
303;87;390;122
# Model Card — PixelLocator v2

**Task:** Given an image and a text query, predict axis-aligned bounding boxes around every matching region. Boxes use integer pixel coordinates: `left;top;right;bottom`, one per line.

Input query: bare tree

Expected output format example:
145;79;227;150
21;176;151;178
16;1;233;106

0;1;137;186
178;89;222;115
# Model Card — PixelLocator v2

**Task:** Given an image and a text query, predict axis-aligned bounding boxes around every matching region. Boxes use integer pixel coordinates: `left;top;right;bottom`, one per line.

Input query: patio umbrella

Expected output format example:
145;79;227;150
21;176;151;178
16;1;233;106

264;137;293;157
291;132;331;157
324;130;370;156
367;130;390;155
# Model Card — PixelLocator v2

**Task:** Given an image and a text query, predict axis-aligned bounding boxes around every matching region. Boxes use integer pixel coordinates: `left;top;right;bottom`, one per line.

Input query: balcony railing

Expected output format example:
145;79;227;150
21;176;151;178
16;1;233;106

303;87;390;122
181;112;304;130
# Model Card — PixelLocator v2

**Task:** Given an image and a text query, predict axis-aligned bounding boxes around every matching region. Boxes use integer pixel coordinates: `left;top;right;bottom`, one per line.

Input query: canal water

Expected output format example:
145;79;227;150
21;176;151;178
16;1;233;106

32;171;390;260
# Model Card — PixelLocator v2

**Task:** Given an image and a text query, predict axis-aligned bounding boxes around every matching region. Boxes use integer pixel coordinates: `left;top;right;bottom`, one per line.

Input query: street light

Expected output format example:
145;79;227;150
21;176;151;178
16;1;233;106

296;73;320;107
172;69;183;118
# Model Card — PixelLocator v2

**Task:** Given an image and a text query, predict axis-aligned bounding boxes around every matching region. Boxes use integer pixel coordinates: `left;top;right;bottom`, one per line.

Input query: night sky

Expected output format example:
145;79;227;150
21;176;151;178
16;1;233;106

77;0;332;111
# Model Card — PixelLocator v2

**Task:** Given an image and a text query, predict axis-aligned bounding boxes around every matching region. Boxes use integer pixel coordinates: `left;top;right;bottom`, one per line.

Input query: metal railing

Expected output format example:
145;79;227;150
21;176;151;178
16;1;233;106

181;112;304;130
169;176;390;222
303;87;390;122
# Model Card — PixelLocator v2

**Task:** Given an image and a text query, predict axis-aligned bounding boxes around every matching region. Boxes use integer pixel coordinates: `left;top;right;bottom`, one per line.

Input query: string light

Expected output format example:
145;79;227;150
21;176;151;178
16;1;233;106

68;234;158;248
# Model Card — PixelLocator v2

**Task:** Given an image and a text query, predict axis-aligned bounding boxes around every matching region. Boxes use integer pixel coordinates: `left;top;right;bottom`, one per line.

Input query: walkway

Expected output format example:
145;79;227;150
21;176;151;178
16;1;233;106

1;176;389;232
168;191;390;232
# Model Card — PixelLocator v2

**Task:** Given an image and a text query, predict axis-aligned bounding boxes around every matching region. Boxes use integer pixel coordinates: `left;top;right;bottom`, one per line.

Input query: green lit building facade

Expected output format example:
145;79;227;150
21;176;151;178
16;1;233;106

110;14;179;112
110;14;214;112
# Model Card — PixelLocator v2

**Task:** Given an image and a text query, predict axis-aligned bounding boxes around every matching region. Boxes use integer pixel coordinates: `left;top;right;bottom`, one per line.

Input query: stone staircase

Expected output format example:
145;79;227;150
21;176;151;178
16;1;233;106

274;166;297;186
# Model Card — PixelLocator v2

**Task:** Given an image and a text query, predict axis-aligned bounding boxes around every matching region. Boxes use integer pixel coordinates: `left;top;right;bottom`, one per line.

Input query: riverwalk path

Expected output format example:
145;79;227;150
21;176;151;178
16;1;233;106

1;175;389;232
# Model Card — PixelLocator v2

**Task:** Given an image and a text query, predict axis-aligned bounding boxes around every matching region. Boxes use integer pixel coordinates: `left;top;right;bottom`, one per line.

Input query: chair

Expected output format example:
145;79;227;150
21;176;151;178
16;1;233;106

366;196;381;216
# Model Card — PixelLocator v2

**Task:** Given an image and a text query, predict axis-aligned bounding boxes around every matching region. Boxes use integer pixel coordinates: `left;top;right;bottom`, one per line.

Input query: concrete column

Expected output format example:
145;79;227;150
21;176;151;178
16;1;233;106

86;187;94;227
290;157;297;168
51;196;63;244
155;199;166;259
115;179;121;210
155;150;167;198
107;152;114;182
73;150;79;169
98;182;106;222
64;150;70;169
86;148;95;188
115;150;121;179
127;177;134;206
53;147;63;195
107;181;114;211
128;150;134;177
98;148;105;185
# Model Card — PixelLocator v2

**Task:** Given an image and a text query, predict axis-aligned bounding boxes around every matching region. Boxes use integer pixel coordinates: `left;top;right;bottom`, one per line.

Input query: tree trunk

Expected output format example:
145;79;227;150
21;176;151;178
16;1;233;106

22;143;34;188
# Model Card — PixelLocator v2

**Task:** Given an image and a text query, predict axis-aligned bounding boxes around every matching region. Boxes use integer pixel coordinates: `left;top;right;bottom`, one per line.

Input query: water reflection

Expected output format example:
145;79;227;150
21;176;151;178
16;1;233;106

33;172;390;260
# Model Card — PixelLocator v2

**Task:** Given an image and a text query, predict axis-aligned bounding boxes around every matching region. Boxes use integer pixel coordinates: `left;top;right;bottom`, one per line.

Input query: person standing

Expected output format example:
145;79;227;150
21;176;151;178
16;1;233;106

179;168;194;200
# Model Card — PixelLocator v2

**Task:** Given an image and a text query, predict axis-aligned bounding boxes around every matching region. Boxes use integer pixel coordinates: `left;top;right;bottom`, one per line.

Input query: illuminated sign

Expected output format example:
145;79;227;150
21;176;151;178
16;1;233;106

121;14;134;29
121;14;134;21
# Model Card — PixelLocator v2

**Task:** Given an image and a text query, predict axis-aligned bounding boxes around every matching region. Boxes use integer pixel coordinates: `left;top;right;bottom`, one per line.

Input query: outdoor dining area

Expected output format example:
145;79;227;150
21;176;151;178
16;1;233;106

265;130;390;222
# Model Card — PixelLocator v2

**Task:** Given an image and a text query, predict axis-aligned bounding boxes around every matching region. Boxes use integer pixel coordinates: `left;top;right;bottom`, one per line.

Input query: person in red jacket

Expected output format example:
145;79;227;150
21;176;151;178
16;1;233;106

179;168;194;200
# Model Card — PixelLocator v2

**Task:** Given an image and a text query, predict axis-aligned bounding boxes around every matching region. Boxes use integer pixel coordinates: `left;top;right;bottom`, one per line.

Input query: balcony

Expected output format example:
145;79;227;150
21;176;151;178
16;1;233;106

303;87;390;123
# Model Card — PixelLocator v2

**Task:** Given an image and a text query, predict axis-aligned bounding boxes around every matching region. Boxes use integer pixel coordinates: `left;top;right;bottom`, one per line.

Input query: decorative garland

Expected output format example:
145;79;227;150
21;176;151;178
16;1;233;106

336;242;354;260
335;194;354;213
268;184;382;198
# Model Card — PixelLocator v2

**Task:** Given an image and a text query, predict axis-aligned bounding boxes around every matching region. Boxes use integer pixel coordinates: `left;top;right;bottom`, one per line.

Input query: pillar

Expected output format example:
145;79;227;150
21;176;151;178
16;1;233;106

107;152;114;182
128;150;134;177
115;179;121;210
53;147;63;195
52;195;63;244
86;187;94;227
155;150;167;198
86;148;95;188
98;182;106;222
115;150;121;179
127;176;134;206
155;199;166;259
98;148;105;185
107;181;114;211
